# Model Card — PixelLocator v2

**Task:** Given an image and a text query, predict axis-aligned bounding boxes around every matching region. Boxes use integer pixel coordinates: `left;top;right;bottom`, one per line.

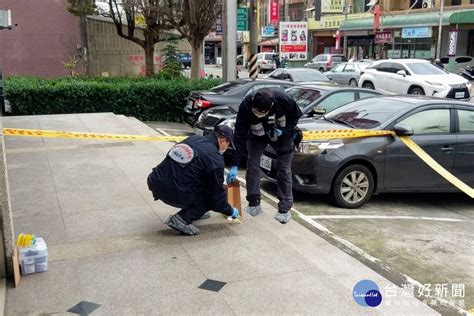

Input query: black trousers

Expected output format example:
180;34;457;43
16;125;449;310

177;196;209;225
147;173;208;225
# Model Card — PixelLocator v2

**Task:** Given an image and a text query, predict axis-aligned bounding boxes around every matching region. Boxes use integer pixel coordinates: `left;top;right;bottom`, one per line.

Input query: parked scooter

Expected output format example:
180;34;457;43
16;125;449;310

459;66;474;81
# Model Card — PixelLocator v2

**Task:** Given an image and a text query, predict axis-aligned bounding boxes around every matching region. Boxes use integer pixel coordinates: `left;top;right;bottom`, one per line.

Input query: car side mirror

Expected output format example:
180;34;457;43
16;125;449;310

393;123;414;136
397;70;407;77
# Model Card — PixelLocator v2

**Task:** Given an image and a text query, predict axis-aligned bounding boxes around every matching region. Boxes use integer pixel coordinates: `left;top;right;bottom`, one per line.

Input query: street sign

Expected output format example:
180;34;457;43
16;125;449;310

262;25;275;37
237;7;248;31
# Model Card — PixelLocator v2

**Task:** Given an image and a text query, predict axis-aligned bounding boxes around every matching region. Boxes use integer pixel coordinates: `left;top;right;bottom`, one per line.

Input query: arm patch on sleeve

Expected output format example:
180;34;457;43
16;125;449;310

168;143;194;166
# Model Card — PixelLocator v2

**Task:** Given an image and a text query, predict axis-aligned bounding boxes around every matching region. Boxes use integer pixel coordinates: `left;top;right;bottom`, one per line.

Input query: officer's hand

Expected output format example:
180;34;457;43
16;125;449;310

227;166;238;183
267;128;283;141
231;207;239;219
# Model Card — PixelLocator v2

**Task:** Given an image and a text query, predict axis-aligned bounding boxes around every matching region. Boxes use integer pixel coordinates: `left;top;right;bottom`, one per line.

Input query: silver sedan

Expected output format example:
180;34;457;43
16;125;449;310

324;62;371;87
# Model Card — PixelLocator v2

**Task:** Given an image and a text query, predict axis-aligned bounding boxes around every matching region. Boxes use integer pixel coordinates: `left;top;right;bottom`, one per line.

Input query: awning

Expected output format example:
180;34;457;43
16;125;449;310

259;38;278;46
340;9;474;30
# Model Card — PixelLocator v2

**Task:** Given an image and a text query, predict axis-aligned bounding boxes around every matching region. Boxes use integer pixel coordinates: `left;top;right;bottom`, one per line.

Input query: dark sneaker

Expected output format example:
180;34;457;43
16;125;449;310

198;212;211;220
274;211;291;224
165;214;200;235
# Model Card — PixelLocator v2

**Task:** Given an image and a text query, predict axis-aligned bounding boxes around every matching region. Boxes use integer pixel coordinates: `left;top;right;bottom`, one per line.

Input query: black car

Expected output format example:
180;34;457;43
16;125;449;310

193;85;382;136
261;96;474;208
183;79;299;127
178;53;192;68
267;68;332;83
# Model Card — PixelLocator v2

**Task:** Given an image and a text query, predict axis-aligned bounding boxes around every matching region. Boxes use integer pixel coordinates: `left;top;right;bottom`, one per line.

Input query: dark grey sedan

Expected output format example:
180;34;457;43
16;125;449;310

261;96;474;208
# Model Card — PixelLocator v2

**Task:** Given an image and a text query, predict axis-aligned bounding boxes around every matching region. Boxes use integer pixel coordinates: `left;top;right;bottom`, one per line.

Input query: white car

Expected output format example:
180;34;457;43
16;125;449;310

359;59;471;100
256;53;276;73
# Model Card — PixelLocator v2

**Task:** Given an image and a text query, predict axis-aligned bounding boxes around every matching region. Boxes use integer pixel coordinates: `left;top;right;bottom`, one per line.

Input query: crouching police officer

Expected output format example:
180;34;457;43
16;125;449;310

227;88;302;224
147;125;239;235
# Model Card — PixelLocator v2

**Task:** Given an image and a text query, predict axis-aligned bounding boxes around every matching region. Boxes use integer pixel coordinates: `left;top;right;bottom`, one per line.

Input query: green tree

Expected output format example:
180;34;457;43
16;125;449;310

164;0;221;79
68;0;182;77
160;43;183;79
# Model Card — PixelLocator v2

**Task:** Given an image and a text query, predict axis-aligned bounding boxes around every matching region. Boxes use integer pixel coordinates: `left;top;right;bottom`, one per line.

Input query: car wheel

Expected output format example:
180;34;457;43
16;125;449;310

362;81;374;89
257;66;262;74
319;67;325;72
349;79;358;87
330;164;374;209
409;87;425;95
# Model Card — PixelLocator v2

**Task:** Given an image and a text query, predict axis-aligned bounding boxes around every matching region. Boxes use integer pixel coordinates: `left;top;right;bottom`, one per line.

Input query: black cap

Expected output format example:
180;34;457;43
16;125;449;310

215;125;235;150
252;88;274;112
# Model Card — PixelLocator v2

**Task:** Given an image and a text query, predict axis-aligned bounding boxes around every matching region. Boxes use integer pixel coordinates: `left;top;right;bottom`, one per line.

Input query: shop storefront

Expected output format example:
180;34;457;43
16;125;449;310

346;31;374;60
389;27;433;59
340;9;474;60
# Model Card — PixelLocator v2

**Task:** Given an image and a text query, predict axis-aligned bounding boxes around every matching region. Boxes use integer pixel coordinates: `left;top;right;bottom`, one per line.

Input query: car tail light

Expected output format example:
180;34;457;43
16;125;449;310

262;60;267;64
195;99;212;109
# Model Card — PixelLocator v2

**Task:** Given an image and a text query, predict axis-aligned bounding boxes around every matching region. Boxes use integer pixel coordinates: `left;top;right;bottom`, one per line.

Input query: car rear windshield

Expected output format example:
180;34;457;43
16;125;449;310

287;87;323;111
290;70;329;82
332;56;348;62
210;81;247;93
325;98;412;129
264;54;273;61
406;62;446;75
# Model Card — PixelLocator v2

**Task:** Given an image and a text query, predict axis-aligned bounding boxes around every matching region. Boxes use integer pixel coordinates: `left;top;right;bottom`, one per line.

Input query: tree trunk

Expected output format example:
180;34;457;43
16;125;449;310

144;40;155;77
79;16;90;76
191;42;203;79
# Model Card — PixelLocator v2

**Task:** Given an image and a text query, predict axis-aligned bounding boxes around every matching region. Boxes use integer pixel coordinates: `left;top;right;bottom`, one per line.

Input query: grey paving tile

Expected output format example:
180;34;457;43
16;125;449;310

6;261;82;315
11;191;61;218
182;231;312;283
75;247;206;305
220;270;378;315
56;185;146;214
155;288;234;315
13;213;68;246
3;136;45;149
8;173;57;199
63;205;165;242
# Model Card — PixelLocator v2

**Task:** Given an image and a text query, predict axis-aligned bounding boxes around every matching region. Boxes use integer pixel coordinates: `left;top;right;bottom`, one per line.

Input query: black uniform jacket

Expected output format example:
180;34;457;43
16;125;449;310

231;88;303;166
148;133;233;216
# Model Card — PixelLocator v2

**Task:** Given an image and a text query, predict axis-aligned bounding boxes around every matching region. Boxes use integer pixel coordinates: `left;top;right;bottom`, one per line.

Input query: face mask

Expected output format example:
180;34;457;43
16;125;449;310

219;148;227;155
252;108;269;118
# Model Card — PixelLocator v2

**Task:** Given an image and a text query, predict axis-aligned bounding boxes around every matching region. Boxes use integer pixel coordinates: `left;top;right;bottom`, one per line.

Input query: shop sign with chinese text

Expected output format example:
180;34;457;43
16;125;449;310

279;22;308;61
375;30;392;44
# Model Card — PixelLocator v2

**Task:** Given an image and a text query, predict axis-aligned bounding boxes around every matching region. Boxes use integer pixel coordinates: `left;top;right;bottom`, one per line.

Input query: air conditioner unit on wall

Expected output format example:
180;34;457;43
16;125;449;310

422;0;433;8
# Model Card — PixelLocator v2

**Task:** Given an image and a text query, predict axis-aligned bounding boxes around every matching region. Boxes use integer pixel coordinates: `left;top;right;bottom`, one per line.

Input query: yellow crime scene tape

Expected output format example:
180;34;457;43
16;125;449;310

2;128;187;143
2;127;473;198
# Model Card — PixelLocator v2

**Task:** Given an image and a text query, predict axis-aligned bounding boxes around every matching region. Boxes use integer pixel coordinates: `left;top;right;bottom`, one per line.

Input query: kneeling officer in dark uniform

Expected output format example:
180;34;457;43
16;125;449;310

147;125;239;235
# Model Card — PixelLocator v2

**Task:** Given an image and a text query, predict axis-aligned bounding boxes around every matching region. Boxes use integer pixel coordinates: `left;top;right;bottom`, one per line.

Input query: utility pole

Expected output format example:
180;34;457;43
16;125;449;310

343;0;348;57
436;0;444;60
248;0;258;80
223;0;237;81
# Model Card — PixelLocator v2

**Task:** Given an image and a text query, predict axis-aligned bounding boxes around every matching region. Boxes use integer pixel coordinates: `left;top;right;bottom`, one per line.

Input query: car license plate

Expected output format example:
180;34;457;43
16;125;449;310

455;91;465;99
260;155;272;171
194;127;204;136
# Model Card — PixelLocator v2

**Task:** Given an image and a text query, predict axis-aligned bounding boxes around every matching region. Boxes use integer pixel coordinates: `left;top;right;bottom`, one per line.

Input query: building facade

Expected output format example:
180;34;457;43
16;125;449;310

308;0;474;61
0;0;82;78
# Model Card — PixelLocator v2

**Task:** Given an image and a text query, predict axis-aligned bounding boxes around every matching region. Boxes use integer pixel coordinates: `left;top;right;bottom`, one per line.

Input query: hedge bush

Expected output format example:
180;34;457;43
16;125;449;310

4;76;222;122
